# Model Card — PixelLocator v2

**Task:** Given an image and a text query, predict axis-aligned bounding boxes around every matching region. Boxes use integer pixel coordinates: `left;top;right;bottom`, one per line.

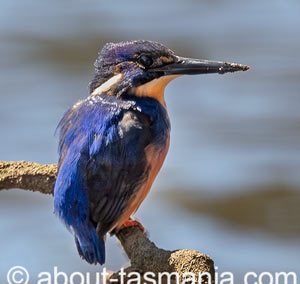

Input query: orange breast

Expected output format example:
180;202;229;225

113;133;170;231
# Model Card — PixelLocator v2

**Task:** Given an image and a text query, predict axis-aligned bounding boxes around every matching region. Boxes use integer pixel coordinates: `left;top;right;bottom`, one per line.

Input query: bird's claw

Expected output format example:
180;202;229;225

114;218;145;235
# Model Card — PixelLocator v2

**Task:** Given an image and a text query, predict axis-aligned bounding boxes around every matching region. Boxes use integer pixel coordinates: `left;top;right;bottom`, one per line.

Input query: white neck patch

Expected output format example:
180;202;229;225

91;74;122;96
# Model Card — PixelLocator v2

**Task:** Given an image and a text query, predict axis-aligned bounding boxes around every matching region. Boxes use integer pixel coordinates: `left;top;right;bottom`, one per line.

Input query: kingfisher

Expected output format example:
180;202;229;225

53;40;248;265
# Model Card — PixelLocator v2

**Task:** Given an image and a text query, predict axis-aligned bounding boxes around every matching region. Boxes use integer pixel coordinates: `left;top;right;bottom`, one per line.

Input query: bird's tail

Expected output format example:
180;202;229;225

74;224;105;265
54;157;105;265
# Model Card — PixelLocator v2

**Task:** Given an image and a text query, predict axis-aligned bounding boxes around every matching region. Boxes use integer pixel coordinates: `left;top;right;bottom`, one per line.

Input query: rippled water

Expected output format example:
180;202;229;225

0;0;299;281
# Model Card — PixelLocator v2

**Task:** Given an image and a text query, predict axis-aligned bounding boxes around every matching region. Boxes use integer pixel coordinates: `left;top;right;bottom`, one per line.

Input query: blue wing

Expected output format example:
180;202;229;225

54;95;152;265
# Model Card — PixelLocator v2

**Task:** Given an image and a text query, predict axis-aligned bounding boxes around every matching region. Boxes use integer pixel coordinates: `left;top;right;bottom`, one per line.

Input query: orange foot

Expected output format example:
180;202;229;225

114;218;145;234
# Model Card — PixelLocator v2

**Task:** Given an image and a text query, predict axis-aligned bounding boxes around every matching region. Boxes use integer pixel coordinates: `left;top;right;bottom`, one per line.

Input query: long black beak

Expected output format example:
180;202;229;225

152;56;249;75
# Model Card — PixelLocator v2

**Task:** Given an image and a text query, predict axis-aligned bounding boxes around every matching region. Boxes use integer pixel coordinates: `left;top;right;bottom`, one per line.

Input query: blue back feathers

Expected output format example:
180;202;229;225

54;94;170;265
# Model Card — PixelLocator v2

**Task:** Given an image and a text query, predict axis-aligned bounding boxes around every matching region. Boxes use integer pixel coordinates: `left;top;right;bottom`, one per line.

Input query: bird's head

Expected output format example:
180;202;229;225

89;40;249;104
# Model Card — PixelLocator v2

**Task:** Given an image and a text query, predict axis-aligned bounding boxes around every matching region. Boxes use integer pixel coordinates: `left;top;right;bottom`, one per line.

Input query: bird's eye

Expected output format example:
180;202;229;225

137;54;154;68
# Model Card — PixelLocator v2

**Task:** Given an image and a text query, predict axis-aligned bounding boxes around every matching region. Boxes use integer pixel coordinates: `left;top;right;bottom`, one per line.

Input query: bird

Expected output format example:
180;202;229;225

53;40;249;265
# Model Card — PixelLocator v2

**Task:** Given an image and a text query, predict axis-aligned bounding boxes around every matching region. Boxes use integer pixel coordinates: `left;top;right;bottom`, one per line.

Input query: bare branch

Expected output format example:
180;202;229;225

0;160;215;283
0;161;56;194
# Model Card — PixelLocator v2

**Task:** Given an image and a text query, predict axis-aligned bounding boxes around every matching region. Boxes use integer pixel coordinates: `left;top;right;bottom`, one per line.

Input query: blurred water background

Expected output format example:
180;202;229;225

0;0;300;282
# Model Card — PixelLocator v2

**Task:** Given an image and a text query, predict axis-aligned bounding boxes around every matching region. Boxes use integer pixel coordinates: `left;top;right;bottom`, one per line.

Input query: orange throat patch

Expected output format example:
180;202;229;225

130;75;179;106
